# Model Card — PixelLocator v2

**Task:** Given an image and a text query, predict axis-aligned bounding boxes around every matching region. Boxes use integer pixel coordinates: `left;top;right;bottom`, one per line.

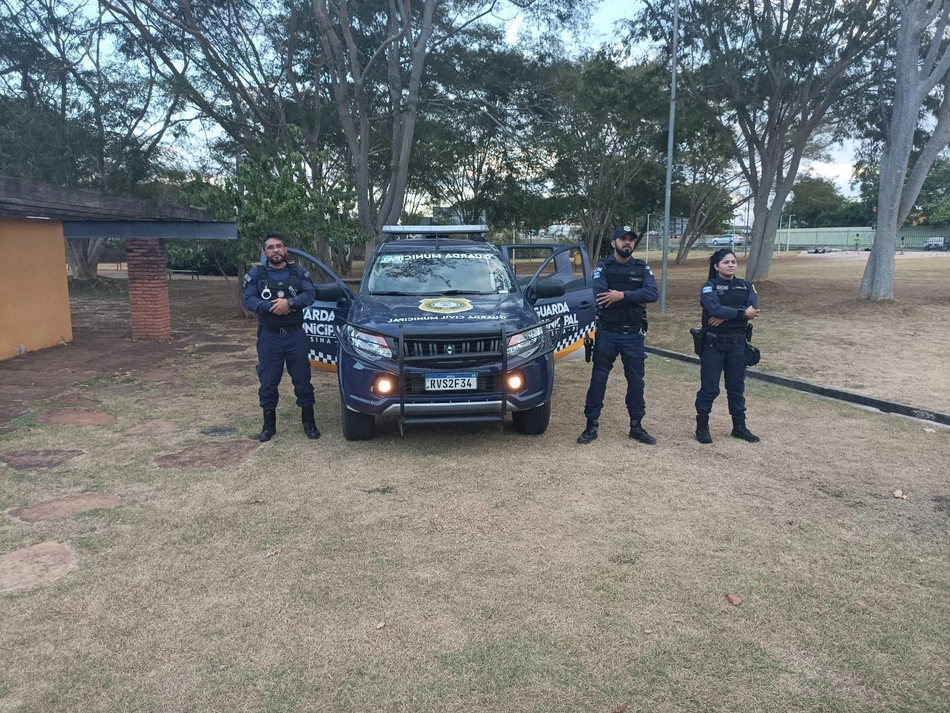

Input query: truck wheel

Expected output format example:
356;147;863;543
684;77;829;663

341;403;375;441
512;401;551;435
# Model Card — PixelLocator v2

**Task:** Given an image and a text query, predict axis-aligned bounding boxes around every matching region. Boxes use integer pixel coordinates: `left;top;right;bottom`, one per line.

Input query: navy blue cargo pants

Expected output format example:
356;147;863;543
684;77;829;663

695;335;746;415
584;329;646;422
256;326;315;410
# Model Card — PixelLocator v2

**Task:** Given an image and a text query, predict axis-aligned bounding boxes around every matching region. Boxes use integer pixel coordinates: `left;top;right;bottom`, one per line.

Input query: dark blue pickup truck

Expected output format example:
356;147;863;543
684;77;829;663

288;225;594;440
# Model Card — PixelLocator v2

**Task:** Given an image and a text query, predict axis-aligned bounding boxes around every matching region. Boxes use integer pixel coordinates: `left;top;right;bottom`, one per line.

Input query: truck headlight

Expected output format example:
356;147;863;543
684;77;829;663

507;326;543;360
341;325;392;362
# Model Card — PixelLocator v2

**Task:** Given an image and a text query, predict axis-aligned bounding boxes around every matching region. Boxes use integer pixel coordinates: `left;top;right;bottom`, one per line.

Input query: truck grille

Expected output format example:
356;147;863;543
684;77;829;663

400;337;502;358
393;334;504;367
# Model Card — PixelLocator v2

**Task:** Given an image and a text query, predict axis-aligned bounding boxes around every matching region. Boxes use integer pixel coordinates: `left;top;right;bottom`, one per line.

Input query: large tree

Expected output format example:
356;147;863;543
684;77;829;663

0;0;185;279
860;0;950;299
533;52;667;259
102;0;588;246
635;0;886;281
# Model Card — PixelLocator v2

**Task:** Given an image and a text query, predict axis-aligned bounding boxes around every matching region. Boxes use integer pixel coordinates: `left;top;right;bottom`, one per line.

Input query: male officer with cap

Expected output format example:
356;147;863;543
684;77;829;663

577;227;659;445
242;232;320;441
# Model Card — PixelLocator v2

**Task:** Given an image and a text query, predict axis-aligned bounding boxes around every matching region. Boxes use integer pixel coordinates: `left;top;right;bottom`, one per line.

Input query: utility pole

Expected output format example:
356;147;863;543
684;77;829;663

659;0;680;313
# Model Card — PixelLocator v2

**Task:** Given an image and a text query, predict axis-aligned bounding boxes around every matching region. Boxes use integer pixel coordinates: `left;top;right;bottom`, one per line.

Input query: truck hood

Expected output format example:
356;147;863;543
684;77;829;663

349;293;536;334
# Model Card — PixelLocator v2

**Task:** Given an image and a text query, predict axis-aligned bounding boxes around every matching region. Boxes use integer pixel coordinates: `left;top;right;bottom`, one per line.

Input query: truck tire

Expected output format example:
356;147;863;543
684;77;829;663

512;401;551;435
341;403;375;441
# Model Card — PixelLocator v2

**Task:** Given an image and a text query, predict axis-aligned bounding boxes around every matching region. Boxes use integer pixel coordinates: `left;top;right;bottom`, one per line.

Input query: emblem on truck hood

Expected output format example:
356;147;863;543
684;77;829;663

418;298;473;314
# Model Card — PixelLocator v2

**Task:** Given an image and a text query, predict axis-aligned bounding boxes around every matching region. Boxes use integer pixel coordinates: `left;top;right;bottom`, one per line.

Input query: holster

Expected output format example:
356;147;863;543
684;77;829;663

745;324;760;366
690;327;705;357
745;343;761;367
584;333;595;363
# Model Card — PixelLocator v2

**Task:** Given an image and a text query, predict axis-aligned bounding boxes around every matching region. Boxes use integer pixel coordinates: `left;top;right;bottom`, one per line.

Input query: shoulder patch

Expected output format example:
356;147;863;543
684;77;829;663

645;266;654;276
592;267;602;279
702;285;713;294
243;272;253;285
302;270;311;281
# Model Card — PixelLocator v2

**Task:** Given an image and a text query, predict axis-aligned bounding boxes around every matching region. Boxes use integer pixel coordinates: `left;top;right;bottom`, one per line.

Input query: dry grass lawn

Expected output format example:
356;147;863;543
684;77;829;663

0;252;948;712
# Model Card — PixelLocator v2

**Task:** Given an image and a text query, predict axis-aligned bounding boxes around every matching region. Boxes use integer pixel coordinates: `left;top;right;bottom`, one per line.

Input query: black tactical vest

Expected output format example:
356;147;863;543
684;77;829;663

258;265;305;329
598;259;648;326
703;278;749;335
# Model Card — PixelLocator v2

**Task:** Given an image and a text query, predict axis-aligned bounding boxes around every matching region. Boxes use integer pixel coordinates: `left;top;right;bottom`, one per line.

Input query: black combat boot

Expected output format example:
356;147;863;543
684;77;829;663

695;414;712;444
577;419;599;445
629;419;657;445
301;404;321;440
259;409;277;442
731;413;760;443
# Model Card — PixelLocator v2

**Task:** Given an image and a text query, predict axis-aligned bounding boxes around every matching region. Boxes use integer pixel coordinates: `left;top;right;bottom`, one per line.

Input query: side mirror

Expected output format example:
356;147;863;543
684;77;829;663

533;278;566;299
314;282;345;302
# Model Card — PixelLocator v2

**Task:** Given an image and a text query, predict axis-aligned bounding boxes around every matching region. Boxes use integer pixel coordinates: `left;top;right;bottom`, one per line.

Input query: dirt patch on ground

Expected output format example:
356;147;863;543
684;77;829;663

193;344;250;354
0;426;18;436
33;409;116;426
127;420;178;435
0;542;75;592
139;368;179;383
8;493;120;522
180;333;235;343
154;440;259;468
87;382;142;397
0;450;84;471
210;359;257;372
53;394;102;407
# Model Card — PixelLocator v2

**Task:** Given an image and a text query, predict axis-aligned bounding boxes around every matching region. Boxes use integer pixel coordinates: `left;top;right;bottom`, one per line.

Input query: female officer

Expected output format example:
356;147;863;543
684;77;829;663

694;249;760;444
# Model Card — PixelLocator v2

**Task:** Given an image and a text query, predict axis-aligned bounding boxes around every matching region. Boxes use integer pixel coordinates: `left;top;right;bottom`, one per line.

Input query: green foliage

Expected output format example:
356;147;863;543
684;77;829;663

787;177;846;227
225;148;361;273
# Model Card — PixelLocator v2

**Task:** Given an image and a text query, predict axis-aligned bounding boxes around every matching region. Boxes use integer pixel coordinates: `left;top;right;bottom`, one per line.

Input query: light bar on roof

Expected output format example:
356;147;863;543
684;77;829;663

381;225;489;234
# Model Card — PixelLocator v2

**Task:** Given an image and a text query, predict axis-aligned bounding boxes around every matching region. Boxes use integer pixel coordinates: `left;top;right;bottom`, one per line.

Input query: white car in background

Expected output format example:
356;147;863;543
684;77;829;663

710;234;746;246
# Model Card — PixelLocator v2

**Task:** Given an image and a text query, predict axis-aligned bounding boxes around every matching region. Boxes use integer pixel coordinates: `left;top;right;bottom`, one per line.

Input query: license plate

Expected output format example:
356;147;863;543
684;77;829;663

425;373;478;391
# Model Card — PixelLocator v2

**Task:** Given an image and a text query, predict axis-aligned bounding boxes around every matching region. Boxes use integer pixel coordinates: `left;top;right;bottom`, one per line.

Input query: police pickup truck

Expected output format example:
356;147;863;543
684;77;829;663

288;225;594;440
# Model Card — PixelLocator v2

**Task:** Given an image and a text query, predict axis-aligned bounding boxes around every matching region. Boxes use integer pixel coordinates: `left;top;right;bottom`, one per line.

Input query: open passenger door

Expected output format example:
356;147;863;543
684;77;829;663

501;243;595;362
286;247;354;372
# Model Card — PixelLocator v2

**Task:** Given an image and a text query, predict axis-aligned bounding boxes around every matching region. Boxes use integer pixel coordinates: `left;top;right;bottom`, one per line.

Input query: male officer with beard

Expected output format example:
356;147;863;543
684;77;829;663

577;227;659;445
242;232;319;441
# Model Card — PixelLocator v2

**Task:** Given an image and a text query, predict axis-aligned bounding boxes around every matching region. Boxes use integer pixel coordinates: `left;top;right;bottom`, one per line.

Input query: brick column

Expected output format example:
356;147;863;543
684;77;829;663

126;238;171;340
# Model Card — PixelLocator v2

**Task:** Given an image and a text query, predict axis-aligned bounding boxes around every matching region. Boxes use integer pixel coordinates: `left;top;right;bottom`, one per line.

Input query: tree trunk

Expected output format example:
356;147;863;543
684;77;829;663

65;238;107;280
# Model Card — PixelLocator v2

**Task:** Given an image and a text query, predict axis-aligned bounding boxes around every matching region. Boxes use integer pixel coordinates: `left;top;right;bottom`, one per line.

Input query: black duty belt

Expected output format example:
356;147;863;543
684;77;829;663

261;324;301;334
709;331;745;344
598;323;642;335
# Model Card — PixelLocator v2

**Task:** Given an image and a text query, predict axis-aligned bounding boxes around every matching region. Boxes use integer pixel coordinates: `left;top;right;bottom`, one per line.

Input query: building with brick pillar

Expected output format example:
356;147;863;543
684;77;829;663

0;176;236;359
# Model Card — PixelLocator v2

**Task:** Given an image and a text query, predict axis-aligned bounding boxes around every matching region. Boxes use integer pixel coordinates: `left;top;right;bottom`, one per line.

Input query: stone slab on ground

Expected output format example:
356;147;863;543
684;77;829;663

34;409;116;426
154;440;259;468
0;542;75;592
138;369;178;383
0;450;84;471
9;493;121;523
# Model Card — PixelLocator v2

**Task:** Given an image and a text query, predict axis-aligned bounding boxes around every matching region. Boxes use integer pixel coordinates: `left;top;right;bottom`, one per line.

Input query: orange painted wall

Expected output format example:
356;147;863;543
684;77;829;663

0;217;73;360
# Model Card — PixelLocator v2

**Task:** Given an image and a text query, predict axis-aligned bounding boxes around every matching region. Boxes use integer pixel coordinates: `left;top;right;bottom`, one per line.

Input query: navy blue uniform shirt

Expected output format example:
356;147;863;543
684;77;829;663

242;263;316;316
591;255;659;305
699;276;759;320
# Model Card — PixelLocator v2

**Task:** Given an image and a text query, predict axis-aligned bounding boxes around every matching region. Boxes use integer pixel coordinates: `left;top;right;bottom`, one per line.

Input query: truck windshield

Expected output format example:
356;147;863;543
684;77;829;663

367;252;516;295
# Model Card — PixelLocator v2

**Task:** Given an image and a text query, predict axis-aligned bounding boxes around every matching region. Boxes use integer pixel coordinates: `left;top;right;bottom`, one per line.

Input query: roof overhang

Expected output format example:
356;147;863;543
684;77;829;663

63;220;237;240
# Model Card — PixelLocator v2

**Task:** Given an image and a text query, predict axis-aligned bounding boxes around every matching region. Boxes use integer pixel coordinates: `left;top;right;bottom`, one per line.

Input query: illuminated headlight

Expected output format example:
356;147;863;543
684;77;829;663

341;325;392;362
507;326;544;360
